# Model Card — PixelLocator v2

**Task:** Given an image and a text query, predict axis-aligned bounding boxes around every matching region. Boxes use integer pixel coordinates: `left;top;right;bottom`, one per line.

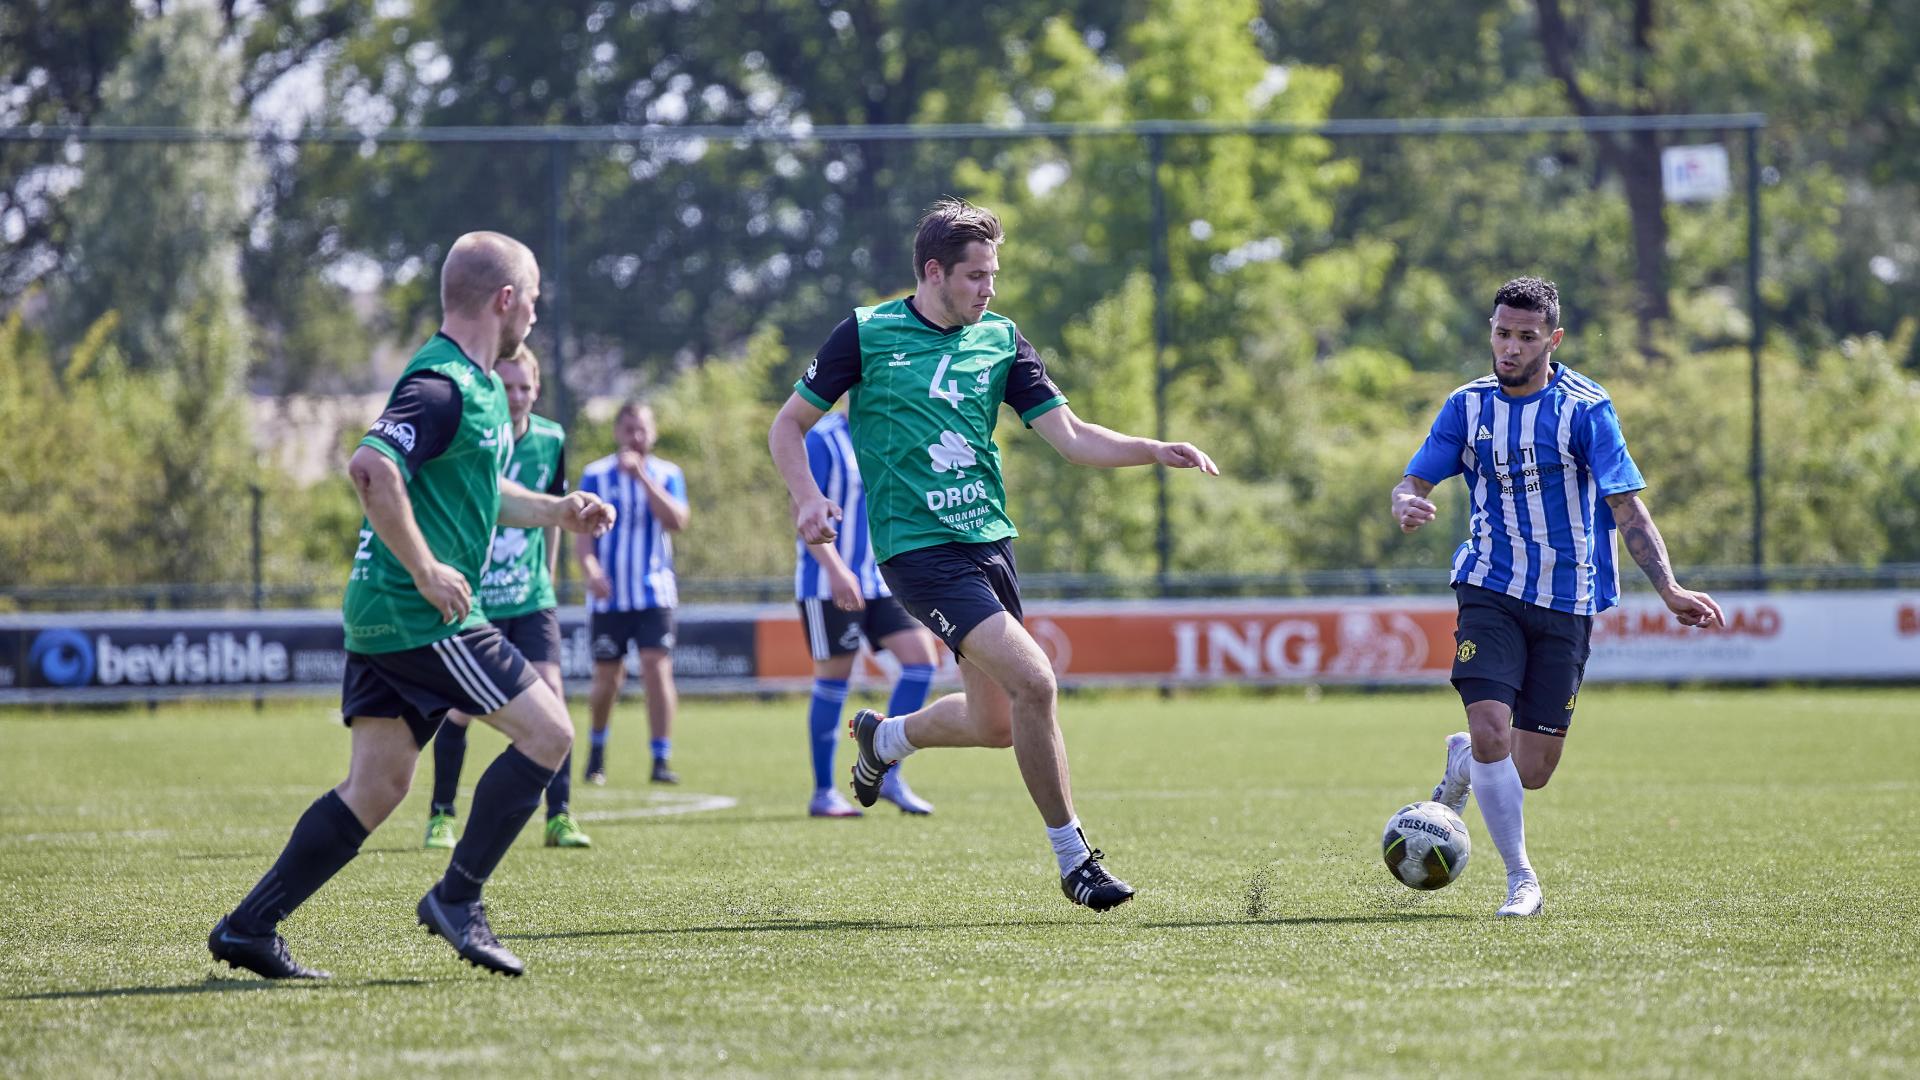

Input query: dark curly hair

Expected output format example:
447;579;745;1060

1492;276;1560;328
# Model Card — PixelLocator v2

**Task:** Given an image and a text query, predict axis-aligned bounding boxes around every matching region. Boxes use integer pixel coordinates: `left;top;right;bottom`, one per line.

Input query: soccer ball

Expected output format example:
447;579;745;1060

1381;800;1471;890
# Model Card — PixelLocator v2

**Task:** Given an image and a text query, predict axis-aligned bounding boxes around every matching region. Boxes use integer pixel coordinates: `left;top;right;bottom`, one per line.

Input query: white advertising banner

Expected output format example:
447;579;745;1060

1588;591;1920;681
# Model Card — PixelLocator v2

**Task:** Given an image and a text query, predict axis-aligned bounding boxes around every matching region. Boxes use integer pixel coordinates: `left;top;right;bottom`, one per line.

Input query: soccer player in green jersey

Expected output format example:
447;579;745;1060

424;344;592;852
768;198;1219;911
210;232;615;979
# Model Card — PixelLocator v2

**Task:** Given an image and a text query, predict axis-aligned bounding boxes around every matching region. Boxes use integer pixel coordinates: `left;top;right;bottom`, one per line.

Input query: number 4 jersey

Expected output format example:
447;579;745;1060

795;297;1067;563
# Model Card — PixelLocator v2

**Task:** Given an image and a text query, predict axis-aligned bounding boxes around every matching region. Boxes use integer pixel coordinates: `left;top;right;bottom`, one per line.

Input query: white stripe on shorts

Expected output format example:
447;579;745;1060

432;636;507;714
804;598;829;662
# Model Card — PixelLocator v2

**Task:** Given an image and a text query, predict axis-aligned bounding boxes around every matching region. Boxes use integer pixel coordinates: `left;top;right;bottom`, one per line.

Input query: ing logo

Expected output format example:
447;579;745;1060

1456;640;1477;663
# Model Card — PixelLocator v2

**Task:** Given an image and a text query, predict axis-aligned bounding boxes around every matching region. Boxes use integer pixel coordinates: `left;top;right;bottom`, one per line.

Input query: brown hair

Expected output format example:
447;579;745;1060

912;196;1003;280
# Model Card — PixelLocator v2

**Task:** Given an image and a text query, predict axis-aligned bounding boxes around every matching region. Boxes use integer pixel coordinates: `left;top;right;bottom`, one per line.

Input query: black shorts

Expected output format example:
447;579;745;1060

590;607;675;661
795;595;923;660
341;625;540;747
878;538;1021;659
1449;584;1593;737
491;608;561;665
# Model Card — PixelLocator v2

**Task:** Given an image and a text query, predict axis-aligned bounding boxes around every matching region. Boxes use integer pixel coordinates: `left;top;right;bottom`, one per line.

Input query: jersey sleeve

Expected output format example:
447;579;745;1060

1405;393;1469;483
359;372;461;478
1575;400;1646;497
1003;330;1067;426
548;445;568;496
795;317;862;410
665;464;687;503
805;428;834;491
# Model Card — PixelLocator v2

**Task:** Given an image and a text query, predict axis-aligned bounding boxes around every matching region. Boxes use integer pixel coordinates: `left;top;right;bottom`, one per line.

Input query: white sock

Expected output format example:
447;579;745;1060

1046;818;1091;876
874;717;918;763
1468;754;1535;882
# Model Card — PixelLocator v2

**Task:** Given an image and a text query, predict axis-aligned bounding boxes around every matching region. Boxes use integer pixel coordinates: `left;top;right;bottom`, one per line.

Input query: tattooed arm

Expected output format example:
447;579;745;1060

1603;492;1726;628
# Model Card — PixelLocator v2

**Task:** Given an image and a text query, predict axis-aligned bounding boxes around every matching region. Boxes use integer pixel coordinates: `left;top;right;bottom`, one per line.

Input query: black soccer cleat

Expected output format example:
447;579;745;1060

649;758;680;785
1061;849;1136;912
847;708;895;808
416;889;525;977
208;915;331;980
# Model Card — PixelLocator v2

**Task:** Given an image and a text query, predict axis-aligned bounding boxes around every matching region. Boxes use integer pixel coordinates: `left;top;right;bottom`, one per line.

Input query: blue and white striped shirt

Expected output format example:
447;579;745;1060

1406;364;1645;616
794;411;889;601
578;454;685;611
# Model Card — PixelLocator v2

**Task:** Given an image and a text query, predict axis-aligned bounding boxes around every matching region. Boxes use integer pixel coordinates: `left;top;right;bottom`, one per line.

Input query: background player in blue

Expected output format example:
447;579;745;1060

1391;276;1725;917
795;408;939;819
424;344;591;851
208;232;615;980
576;401;689;785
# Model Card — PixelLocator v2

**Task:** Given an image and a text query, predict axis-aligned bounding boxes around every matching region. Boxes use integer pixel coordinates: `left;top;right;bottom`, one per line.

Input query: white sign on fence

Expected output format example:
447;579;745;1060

1662;143;1732;202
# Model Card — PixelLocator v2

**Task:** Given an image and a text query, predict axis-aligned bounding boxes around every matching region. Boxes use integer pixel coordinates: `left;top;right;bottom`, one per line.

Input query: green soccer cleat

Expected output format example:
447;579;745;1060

424;812;457;850
544;813;592;848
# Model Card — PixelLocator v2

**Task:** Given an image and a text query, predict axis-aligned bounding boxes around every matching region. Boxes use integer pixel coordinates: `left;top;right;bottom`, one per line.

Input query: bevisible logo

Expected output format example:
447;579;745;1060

928;608;955;635
974;369;990;391
894;352;907;362
1565;693;1578;711
491;528;530;564
838;625;864;651
1475;425;1494;441
807;357;819;380
928;430;976;477
373;420;417;453
29;629;95;687
888;352;911;368
1456;640;1477;663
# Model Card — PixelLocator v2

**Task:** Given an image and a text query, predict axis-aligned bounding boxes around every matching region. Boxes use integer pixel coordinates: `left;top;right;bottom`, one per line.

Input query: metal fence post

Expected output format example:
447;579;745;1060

1745;126;1766;581
1147;132;1172;592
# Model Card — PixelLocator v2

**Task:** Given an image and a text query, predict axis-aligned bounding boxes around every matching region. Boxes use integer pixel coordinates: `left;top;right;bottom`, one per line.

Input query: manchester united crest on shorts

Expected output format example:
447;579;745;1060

1456;639;1477;663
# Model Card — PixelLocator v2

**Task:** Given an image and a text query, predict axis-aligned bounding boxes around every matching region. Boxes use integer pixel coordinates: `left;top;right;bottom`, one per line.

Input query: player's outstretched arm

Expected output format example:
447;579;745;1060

499;477;616;536
349;445;470;624
1603;491;1725;629
1029;406;1219;474
768;393;843;543
1391;475;1439;533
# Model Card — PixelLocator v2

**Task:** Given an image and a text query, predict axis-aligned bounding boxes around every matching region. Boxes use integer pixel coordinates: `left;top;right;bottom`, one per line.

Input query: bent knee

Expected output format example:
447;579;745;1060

345;770;412;816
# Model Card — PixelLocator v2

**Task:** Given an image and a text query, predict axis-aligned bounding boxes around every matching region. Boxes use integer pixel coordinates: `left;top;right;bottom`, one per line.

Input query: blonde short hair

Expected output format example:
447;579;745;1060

440;231;538;316
500;343;541;382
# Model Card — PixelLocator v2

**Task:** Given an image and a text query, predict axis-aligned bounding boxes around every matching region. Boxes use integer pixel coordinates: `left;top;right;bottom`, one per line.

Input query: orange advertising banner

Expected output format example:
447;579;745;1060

754;598;1464;687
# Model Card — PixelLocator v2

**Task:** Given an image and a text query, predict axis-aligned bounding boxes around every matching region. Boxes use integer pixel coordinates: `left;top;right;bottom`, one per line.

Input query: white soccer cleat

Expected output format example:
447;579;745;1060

1495;875;1544;917
1431;731;1473;813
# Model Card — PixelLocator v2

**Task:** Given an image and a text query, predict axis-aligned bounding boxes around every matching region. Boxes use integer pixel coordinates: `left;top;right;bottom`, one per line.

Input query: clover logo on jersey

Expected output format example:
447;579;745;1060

491;528;530;565
928;431;976;477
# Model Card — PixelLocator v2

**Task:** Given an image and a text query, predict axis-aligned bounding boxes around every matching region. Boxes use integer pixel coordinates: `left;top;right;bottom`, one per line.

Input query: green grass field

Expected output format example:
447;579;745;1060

3;687;1916;1078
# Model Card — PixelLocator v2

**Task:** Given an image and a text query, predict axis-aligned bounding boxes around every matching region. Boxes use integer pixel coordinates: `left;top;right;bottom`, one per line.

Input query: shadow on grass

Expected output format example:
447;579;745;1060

515;912;1436;941
9;977;304;1000
8;975;444;1001
1146;912;1471;928
513;917;919;940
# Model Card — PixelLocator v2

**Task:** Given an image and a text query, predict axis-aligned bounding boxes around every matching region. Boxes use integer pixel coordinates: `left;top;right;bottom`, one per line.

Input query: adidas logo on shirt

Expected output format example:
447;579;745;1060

1475;425;1495;441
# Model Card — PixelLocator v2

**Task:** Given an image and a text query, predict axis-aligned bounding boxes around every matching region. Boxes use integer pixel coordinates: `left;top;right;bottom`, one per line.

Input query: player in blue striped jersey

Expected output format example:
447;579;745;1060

1392;276;1724;917
576;401;689;785
794;409;939;818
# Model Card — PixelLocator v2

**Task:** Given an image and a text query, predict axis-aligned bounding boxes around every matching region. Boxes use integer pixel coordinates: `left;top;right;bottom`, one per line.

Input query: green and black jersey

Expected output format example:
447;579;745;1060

343;333;515;654
480;414;568;619
795;297;1066;562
